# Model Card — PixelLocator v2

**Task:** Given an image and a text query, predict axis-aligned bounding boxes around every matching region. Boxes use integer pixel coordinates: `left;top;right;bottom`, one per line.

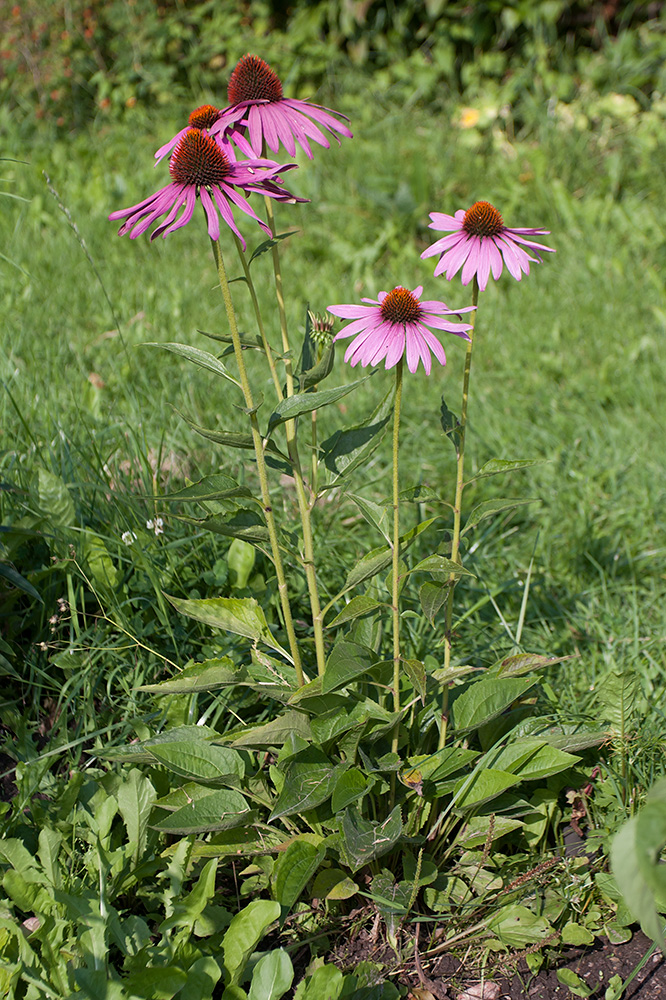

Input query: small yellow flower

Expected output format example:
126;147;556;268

459;107;480;129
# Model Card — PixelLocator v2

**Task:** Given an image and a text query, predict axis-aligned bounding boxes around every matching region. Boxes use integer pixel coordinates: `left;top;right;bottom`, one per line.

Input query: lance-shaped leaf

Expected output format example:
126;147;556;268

148;342;241;387
452;676;536;732
228;710;312;748
152;788;252;834
408;553;475;577
166;595;292;661
348;494;391;542
466;458;543;485
269;749;348;820
273;839;325;912
222;899;281;987
419;581;449;626
141;474;252;503
461;497;537;536
265;377;371;435
341;805;402;872
0;562;42;602
322;641;377;694
320;384;394;480
149;741;245;784
342;517;438;593
173;408;293;467
139;658;246;694
326;594;384;628
440;396;461;454
299;343;335;390
492;652;572;677
249;230;298;264
96;725;219;763
175;511;269;544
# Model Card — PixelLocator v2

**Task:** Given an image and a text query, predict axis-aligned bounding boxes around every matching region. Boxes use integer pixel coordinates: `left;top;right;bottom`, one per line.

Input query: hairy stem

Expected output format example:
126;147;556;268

439;278;479;749
210;237;303;685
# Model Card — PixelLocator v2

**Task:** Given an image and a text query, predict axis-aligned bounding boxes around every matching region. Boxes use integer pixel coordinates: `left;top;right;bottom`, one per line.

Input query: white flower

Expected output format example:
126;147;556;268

121;530;137;545
146;517;164;536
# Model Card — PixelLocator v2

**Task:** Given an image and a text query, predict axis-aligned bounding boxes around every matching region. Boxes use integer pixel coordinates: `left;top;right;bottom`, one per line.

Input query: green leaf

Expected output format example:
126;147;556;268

440;396;461;454
179;957;223;1000
340;805;402;872
348;494;391;542
0;562;42;602
596;668;639;733
176;511;270;545
152;788;252;834
453;768;523;809
166;595;292;662
320;385;394;480
248;949;294;1000
611;783;666;950
33;467;75;530
37;828;62;889
97;724;218;763
487;904;557;948
266;377;371;434
273;839;325;912
331;769;369;813
299;343;335;391
419;581;449;626
482;741;579;781
229;711;312;748
322;641;376;694
159;857;218;932
228;538;256;589
493;652;570;677
299;964;344;1000
173;409;292;465
466;459;542;484
123;966;188;999
117;768;156;866
148;474;252;503
83;532;120;590
561;922;595;946
327;594;384;627
139;658;246;693
249;231;298;264
403;659;426;703
149;742;245;784
343;518;438;592
462;497;537;535
149;342;240;387
311;869;358;902
556;969;593;997
458;815;523;849
222;899;281;987
452;676;536;732
270;748;347;820
409;554;474;577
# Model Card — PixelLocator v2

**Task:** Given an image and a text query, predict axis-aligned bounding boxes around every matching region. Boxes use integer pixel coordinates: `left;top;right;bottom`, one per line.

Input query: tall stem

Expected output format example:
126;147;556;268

263;196;327;677
439;278;479;749
391;359;404;754
232;233;283;403
210;238;304;686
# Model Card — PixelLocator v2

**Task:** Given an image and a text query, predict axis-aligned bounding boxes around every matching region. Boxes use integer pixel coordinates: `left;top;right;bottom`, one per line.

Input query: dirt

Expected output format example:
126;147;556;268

334;928;666;998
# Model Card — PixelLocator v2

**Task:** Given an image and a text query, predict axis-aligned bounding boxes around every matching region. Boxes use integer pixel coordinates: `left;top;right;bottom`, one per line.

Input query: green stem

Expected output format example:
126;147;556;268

439;278;479;750
391;358;404;753
232;233;283;403
263;196;327;677
210;237;304;686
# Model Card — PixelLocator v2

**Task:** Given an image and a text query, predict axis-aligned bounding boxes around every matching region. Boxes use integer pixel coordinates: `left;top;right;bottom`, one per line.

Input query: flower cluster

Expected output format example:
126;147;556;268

110;54;351;247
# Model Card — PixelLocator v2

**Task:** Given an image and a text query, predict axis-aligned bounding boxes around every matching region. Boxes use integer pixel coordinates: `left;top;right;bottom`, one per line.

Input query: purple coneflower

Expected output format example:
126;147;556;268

327;286;473;375
210;54;352;159
109;128;297;246
421;201;555;290
153;103;222;165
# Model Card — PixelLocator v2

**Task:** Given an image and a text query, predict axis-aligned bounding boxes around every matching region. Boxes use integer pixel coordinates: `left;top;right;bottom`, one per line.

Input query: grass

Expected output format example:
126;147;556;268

1;65;666;993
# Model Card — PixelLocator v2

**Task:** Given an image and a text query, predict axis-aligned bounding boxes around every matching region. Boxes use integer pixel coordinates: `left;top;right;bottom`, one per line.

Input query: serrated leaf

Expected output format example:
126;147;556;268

143;474;252;503
493;653;570;677
403;659;426;703
348;494;392;542
327;594;384;627
340;805;402;871
467;459;542;483
273;839;325;912
322;641;376;694
462;497;536;535
419;581;449;625
117;769;156;866
149;342;241;386
321;385;394;480
270;749;347;820
266;377;371;434
440;397;461;453
409;554;474;577
149;742;245;784
343;517;438;592
139;658;246;693
596;668;639;733
152;788;251;834
33;467;75;530
452;676;536;732
166;595;292;661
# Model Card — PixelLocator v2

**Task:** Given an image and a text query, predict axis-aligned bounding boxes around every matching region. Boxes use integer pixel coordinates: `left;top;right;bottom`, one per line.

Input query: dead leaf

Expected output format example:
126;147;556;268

457;984;500;1000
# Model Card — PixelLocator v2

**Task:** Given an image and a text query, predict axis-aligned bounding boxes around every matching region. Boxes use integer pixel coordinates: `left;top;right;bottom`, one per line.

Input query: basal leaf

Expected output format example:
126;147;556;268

481;740;579;781
248;949;294;1000
229;711;312;748
152;788;252;834
487;904;556;948
222;899;281;987
97;725;219;763
273;839;325;912
340;805;402;872
452;676;536;732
